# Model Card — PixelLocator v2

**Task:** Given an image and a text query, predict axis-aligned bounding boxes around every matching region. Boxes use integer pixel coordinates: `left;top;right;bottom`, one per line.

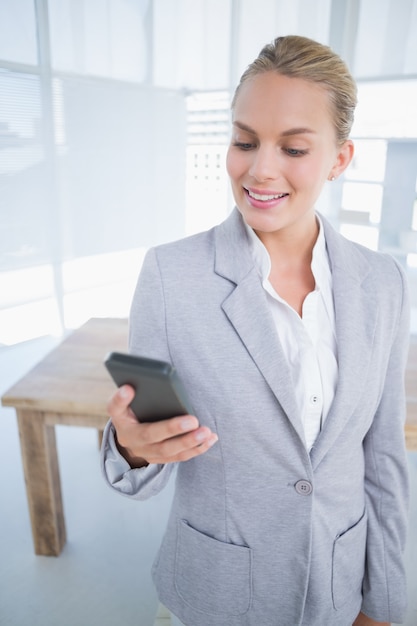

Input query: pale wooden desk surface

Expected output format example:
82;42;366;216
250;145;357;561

1;317;128;556
3;317;128;419
1;318;416;556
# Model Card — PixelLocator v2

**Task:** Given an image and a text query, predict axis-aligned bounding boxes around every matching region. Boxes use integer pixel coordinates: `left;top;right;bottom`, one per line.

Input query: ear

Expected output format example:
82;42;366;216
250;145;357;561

328;140;354;181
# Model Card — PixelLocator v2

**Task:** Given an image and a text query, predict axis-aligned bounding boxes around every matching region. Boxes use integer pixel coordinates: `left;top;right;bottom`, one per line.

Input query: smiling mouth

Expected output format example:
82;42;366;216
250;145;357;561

245;188;289;201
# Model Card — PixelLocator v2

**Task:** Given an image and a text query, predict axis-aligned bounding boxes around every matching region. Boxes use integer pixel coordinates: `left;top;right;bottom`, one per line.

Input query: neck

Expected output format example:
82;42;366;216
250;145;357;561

255;213;319;270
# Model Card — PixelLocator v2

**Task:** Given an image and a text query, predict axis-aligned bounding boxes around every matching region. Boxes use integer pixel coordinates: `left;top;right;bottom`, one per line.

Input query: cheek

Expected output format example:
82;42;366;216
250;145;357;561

292;159;327;188
226;149;245;182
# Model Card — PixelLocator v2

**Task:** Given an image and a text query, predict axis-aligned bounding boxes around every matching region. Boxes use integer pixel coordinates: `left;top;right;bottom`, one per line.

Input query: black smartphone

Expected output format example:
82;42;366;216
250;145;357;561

104;352;194;422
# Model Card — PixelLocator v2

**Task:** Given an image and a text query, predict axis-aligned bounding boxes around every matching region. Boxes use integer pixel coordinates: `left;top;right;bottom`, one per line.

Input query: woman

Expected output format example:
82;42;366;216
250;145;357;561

101;36;410;626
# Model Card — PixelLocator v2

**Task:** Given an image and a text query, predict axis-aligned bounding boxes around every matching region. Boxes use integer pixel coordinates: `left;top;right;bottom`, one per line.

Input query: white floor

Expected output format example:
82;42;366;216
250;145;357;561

0;336;175;626
0;335;416;626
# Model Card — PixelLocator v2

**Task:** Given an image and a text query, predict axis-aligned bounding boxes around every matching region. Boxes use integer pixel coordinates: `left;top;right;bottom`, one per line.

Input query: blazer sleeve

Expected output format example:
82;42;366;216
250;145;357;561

100;247;176;500
361;259;410;623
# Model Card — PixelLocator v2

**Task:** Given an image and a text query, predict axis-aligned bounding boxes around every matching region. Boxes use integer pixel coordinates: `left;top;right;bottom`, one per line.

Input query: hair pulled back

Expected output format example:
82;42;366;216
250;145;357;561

232;35;357;145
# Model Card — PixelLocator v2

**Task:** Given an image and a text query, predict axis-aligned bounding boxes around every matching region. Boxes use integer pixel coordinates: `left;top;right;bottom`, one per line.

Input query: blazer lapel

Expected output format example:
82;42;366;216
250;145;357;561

310;218;379;469
214;209;306;445
213;210;379;461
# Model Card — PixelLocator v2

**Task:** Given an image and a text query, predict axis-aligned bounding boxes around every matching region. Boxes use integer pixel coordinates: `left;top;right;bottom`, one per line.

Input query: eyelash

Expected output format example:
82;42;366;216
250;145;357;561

233;142;255;150
232;142;308;157
285;148;308;157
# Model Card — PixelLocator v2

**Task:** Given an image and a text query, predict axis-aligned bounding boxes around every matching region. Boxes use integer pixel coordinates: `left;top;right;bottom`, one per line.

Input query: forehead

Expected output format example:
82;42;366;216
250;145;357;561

232;72;334;134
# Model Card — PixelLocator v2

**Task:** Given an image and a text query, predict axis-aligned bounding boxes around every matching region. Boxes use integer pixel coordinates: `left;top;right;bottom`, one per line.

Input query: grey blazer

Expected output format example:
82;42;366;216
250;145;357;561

101;208;410;626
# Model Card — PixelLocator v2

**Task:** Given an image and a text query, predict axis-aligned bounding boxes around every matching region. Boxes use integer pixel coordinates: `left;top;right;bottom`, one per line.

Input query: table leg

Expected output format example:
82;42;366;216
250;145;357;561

16;410;66;556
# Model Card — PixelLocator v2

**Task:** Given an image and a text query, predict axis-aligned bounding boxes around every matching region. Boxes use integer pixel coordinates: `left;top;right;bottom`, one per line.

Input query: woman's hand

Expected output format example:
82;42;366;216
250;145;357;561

353;612;390;626
107;385;218;468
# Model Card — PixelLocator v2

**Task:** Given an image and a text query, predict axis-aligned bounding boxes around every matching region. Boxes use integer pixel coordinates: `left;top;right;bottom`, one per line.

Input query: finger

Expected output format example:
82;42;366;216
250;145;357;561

148;427;218;463
165;431;219;463
139;414;200;445
179;432;219;460
107;384;135;410
177;428;219;458
107;385;136;420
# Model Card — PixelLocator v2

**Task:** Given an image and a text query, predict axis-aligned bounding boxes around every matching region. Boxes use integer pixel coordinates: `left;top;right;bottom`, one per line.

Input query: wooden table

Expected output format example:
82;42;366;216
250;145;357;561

1;319;416;556
1;317;128;556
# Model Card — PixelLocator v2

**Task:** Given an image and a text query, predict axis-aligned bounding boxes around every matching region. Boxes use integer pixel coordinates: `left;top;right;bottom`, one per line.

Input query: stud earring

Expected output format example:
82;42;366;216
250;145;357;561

329;175;336;181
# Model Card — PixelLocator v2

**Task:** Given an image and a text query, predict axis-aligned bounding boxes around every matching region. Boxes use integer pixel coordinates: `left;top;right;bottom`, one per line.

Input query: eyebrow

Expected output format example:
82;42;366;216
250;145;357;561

233;121;316;137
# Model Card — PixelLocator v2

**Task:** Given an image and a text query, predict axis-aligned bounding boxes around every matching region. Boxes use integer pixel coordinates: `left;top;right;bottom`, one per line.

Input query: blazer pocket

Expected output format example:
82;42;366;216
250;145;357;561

175;519;252;616
332;511;367;610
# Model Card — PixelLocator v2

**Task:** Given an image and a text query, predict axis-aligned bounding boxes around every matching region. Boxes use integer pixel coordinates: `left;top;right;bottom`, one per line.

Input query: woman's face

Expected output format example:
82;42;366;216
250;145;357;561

226;72;352;242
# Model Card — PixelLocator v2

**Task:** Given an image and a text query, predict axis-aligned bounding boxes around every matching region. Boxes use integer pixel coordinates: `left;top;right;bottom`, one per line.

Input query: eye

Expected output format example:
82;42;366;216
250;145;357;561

233;141;256;151
284;147;308;157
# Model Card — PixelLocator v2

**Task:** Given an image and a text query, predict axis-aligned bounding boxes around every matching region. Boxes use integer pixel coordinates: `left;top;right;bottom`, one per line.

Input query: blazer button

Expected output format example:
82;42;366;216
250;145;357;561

295;480;313;496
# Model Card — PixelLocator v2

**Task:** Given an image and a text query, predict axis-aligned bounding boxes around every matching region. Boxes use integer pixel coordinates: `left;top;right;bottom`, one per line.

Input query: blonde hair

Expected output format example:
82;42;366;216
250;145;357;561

232;35;357;145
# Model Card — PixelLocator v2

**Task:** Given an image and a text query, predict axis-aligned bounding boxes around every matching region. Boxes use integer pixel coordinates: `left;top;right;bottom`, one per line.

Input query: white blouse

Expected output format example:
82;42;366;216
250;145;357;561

245;216;338;452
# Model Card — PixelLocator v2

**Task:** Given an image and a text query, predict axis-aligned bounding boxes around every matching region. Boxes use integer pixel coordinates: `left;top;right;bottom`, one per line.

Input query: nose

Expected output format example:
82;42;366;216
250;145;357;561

248;145;279;182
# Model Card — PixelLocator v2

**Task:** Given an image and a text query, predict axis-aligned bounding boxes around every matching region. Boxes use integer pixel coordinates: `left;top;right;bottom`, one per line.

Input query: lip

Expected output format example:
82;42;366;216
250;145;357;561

244;186;289;209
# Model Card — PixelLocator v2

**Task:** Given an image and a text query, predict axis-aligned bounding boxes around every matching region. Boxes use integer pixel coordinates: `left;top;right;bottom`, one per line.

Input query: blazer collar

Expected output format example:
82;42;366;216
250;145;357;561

214;208;373;286
310;216;379;468
214;209;308;448
214;207;254;284
214;209;379;465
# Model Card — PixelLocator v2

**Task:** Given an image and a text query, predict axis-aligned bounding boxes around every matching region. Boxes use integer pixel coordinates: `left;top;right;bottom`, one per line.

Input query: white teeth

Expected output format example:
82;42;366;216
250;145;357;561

247;189;287;201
